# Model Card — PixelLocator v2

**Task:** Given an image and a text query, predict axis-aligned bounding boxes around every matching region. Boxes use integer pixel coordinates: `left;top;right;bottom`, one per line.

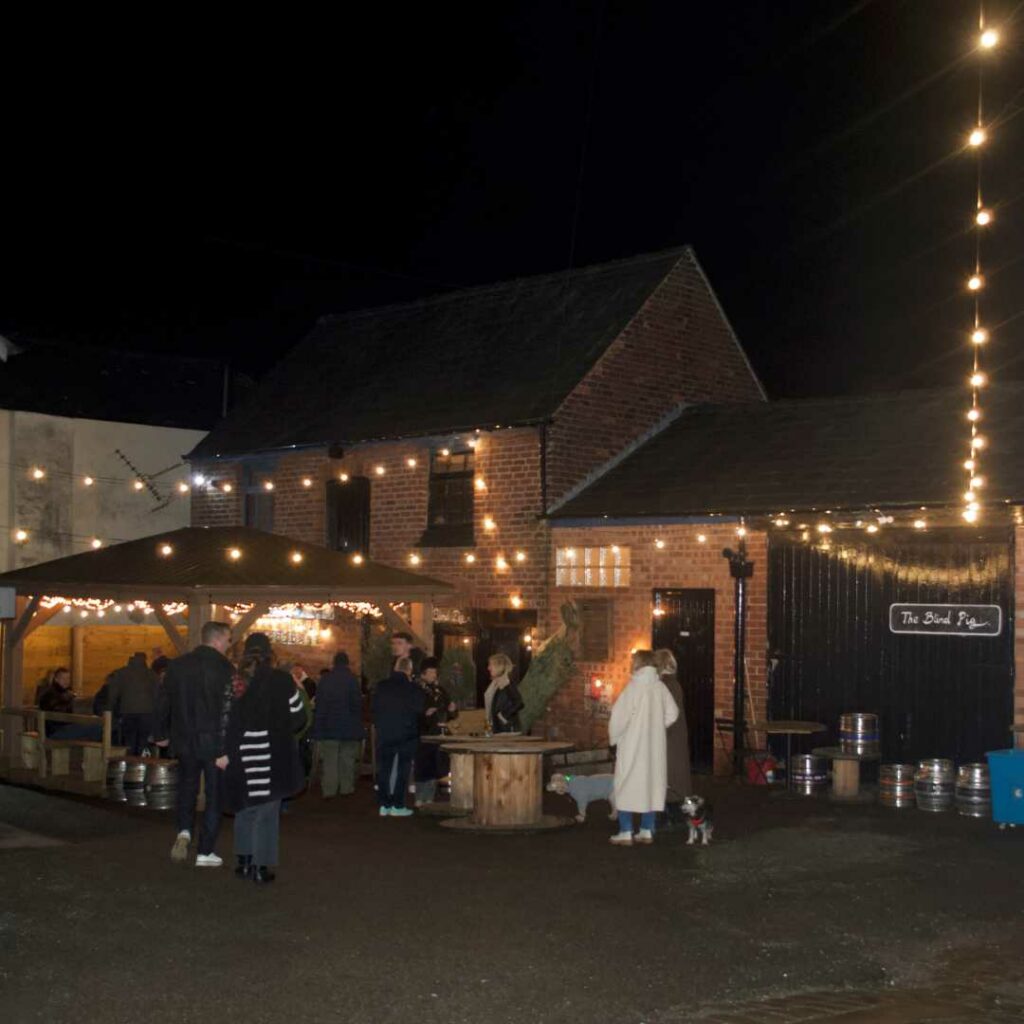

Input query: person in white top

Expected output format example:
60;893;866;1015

608;649;679;846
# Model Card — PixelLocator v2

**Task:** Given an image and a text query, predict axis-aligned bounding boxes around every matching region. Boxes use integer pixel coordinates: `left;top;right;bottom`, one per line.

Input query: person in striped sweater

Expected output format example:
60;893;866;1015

218;633;307;884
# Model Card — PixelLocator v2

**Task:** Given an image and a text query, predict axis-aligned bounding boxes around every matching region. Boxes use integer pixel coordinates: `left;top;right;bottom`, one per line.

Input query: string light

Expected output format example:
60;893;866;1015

301;477;313;488
133;479;145;491
351;553;364;565
177;482;190;494
14;529;28;543
439;448;450;457
509;594;523;609
83;476;95;487
696;534;707;544
962;4;1000;524
228;547;242;560
483;516;496;531
406;457;417;469
515;551;527;562
374;465;386;476
158;543;173;556
263;481;275;491
290;551;304;564
465;553;476;564
474;476;487;491
914;519;927;530
339;473;350;483
408;553;421;566
495;556;509;571
91;538;103;549
222;482;233;493
654;538;666;549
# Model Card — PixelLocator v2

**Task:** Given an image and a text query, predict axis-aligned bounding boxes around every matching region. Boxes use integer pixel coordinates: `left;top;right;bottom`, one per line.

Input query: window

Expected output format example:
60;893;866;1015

578;598;613;661
556;546;631;587
326;477;370;553
420;449;475;547
242;464;275;532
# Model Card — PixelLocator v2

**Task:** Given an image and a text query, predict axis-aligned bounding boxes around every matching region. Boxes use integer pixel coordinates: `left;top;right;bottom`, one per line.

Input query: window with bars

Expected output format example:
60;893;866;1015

555;546;631;588
420;449;476;547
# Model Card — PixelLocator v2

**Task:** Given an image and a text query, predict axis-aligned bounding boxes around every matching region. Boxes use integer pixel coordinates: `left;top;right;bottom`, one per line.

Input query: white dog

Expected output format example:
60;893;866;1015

546;772;617;823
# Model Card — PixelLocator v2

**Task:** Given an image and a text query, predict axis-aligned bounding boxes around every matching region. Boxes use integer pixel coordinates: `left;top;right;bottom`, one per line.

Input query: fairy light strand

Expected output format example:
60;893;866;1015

963;7;1000;524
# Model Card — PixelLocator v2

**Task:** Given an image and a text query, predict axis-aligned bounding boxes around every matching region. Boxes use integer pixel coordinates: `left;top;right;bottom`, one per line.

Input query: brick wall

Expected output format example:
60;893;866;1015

1016;524;1023;747
538;523;768;774
545;251;765;506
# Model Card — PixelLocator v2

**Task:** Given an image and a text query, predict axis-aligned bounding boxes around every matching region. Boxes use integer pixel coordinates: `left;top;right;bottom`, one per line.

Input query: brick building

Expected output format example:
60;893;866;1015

187;247;764;715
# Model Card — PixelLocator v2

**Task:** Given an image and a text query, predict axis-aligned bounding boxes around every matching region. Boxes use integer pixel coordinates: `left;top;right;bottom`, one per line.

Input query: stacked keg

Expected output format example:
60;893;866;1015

145;760;179;811
789;754;827;796
105;758;128;803
124;758;149;807
879;763;915;808
914;758;955;812
955;763;991;818
839;713;880;756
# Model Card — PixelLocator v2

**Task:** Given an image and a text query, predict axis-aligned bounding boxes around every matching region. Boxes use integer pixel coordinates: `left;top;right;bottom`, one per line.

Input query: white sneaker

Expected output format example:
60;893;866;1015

379;806;390;817
609;832;634;846
635;829;654;845
195;853;223;867
170;831;191;863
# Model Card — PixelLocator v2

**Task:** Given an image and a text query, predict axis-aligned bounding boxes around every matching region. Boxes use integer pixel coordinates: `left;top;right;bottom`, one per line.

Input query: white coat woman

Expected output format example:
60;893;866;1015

608;650;679;846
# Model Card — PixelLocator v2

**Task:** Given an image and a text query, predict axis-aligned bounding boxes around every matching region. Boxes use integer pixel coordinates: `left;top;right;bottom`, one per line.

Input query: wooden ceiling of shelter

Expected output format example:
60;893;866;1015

0;527;455;599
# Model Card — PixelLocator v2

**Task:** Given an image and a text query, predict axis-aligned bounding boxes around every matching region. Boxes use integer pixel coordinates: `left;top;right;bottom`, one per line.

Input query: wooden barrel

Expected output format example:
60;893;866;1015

879;763;915;807
790;754;826;795
839;713;880;756
448;751;475;811
955;763;990;818
472;752;542;827
915;758;954;812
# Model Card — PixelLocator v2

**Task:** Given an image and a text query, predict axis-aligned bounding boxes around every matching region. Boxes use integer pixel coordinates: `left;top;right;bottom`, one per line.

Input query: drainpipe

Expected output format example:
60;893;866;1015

723;539;754;778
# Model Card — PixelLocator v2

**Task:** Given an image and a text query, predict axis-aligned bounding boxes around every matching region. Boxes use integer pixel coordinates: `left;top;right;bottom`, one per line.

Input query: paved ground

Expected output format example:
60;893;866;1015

1;779;1022;1024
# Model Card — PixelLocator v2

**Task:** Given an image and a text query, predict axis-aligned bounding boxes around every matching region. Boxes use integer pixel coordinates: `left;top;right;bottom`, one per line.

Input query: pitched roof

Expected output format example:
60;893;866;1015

550;383;1024;518
0;337;229;431
0;527;455;602
190;247;697;459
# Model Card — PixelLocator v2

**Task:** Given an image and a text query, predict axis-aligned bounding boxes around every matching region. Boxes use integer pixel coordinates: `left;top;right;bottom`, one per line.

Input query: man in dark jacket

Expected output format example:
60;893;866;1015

312;651;364;798
372;657;425;817
155;621;234;867
107;652;160;755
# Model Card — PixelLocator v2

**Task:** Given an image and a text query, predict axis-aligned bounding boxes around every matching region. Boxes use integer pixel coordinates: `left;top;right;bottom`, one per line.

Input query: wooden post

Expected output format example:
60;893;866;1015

153;605;188;657
381;604;432;652
409;601;435;655
37;710;47;779
71;626;85;690
472;752;542;826
449;750;475;811
186;599;212;651
2;596;40;756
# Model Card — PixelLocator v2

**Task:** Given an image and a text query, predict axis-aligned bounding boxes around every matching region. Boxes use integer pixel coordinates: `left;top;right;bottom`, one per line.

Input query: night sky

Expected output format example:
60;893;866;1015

4;1;1022;400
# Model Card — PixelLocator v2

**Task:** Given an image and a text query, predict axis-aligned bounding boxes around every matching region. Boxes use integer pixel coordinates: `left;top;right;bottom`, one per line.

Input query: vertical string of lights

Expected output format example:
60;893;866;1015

962;13;1000;523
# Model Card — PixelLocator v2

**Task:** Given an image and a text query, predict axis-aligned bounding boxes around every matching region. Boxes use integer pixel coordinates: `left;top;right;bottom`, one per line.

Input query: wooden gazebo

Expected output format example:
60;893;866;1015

0;526;455;717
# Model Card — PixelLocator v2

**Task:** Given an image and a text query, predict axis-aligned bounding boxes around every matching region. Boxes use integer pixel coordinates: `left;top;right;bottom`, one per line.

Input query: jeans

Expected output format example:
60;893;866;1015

234;799;281;866
318;739;362;796
177;754;221;855
119;714;153;756
376;738;416;809
618;811;656;834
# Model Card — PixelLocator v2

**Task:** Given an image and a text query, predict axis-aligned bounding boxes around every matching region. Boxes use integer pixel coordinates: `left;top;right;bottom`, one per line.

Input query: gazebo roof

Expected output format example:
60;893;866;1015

0;527;455;604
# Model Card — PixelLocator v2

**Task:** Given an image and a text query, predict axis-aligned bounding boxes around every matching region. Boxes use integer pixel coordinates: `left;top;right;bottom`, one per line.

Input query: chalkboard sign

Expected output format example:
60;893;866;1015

889;603;1002;637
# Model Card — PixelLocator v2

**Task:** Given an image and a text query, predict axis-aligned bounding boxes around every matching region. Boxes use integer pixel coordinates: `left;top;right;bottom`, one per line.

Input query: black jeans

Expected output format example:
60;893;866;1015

120;714;153;756
376;738;416;809
176;754;221;855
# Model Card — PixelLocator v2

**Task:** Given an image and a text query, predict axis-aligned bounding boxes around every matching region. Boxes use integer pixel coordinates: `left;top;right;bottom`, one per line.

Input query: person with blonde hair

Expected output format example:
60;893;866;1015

608;649;679;846
654;648;691;825
485;652;523;734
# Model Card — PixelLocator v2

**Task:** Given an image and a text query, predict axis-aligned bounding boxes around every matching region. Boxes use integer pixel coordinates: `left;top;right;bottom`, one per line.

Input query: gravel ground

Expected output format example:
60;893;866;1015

1;780;1022;1024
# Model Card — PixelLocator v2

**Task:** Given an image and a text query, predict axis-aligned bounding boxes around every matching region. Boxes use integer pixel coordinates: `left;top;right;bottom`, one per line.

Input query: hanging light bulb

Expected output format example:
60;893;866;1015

301;477;313;488
374;465;386;476
964;490;976;502
177;481;190;494
654;538;666;549
913;519;927;530
816;523;832;534
971;327;989;344
408;553;421;566
158;543;173;557
495;556;509;571
406;457;417;469
967;408;981;422
290;551;304;564
91;538;103;549
866;524;879;534
971;435;987;449
967;273;984;291
696;534;707;544
263;481;275;491
474;476;487;492
736;526;747;538
31;467;45;481
509;594;523;609
465;553;476;564
968;127;987;147
963;507;979;522
439;448;450;457
228;547;243;561
14;529;28;542
515;551;527;562
83;476;95;487
976;208;992;226
222;482;233;493
963;458;976;471
979;28;1000;49
351;554;364;565
339;472;350;483
970;372;987;387
483;516;496;531
972;475;986;489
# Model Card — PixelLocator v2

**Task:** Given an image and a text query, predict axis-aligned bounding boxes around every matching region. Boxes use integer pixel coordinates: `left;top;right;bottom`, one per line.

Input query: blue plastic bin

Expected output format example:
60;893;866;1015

986;749;1024;826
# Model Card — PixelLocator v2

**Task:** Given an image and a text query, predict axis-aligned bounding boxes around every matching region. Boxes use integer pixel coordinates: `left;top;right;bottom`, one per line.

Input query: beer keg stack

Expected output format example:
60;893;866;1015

105;756;178;811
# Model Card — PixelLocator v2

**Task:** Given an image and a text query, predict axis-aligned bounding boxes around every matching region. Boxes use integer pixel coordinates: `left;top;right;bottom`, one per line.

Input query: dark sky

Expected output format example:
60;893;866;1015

4;1;1023;399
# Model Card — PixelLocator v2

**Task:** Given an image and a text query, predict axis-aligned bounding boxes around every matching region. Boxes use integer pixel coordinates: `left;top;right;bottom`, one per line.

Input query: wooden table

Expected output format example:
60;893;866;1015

420;733;499;812
439;739;574;832
813;746;881;802
762;721;826;791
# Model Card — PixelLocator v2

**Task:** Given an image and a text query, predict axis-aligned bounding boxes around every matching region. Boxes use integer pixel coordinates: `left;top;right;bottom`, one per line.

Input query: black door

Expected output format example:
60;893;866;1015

652;588;715;774
326;477;371;553
768;530;1014;763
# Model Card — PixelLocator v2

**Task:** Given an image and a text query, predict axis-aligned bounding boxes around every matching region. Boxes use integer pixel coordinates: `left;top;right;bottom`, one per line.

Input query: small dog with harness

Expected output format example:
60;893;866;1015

680;794;714;845
546;772;617;823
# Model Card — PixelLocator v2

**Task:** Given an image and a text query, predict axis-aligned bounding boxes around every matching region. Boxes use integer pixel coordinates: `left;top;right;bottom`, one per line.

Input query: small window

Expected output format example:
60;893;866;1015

420;449;475;547
326;476;370;553
242;464;275;532
556;546;631;587
578;598;612;661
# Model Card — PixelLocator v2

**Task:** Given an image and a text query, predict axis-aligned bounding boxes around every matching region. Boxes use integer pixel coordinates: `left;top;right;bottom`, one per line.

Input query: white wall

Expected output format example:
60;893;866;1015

2;409;207;571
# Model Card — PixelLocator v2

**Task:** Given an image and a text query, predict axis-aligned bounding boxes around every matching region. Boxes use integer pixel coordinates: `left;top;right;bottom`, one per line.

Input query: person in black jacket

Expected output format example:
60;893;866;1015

108;652;160;755
485;653;524;734
219;633;306;885
312;651;364;798
413;657;458;806
372;657;425;817
155;621;235;867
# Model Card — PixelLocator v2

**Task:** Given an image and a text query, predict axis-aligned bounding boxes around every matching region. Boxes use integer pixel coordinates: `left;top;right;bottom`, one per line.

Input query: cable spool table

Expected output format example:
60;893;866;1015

812;746;881;802
439;739;575;832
